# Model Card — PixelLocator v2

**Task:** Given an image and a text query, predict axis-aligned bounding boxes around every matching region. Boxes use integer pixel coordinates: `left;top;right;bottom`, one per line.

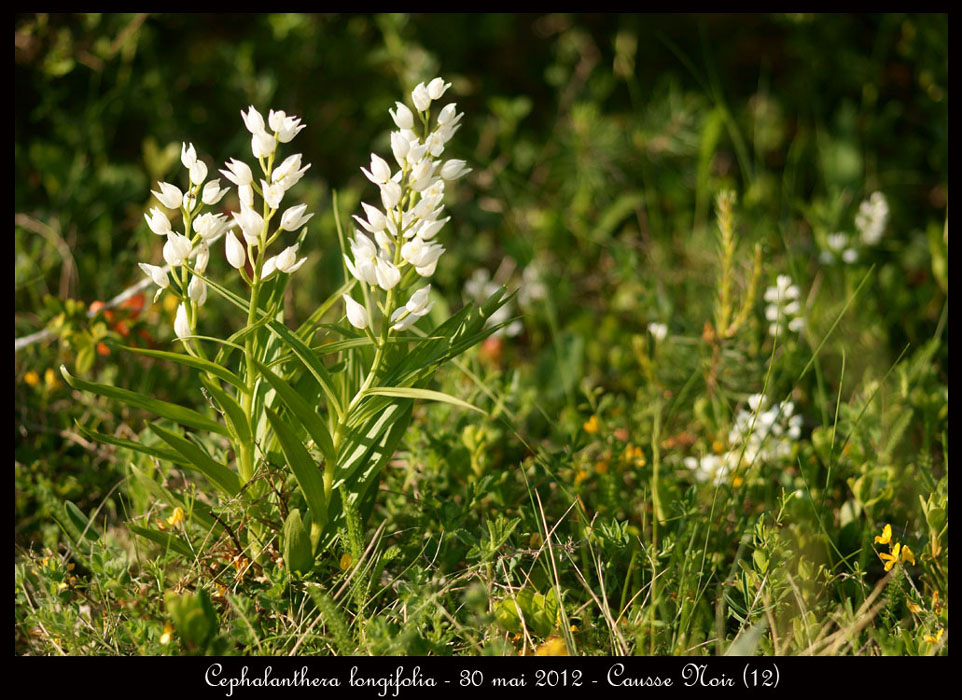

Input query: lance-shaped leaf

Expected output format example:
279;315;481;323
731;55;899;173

128;524;194;557
255;359;336;469
265;320;343;420
364;386;485;415
265;406;328;531
77;424;189;466
124;346;247;393
149;423;240;496
198;375;251;447
128;465;220;534
60;365;228;437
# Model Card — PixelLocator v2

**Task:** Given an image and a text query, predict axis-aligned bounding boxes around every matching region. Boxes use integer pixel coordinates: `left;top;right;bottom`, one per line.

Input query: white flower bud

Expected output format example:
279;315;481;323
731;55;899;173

232;204;264;245
390;131;411;165
174;303;191;339
144;207;172;235
426;77;451;100
352;201;387;234
380;180;402;210
251;130;275;159
389;101;415;130
181;143;197;169
437;103;462;127
188;275;208;306
219;158;253;187
163;232;192;267
261;179;285;210
225;231;247;269
280;203;314;232
241;105;265;134
361;153;392;185
411;82;431;112
138;262;169;290
189;159;208;186
152;181;183;209
193;241;210;273
343;294;369;330
193;212;230;241
238;184;254;208
440;159;471;180
201;178;228;205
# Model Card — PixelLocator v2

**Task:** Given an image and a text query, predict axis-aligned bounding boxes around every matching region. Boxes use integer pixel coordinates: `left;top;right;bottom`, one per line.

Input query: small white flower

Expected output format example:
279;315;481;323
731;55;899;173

361;153;392;185
225;230;247;269
144;207;172;235
353;202;387;234
343;294;369;330
241;105;266;134
437;103;462;127
389;101;415;130
188;275;208;306
415;216;449;241
251;130;276;159
260;179;285;210
271;153;310;190
269;109;306;143
162;232;193;267
379;180;402;210
138;262;170;291
174;303;191;339
411;82;431;112
201;178;229;205
390;131;411;165
855;191;889;246
280;203;314;231
181;142;197;169
152;181;183;209
374;256;401;290
232;204;264;245
237;184;254;208
262;244;307;280
426;77;451;100
193;212;230;242
648;322;668;342
440;159;471;181
193;241;210;273
219;158;254;187
189;159;208;186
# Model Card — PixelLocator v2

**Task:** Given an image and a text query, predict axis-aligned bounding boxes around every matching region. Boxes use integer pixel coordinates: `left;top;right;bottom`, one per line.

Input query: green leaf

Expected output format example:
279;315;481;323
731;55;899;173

255;360;336;469
128;465;219;534
198;375;252;447
265;407;328;530
128;524;194;557
266;320;343;420
60;365;228;436
149;423;240;496
77;424;189;466
282;509;314;575
64;501;100;543
124;346;246;393
364;386;485;414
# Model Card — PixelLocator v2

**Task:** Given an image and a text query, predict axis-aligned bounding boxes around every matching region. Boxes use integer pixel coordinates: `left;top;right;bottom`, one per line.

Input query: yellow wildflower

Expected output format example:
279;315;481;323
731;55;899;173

574;469;590;484
44;368;60;389
900;544;915;566
907;601;922;614
874;524;892;545
528;532;543;549
594;459;609;475
712;440;725;454
160;621;175;645
166;507;185;528
924;628;945;644
534;635;568;656
624;445;646;466
731;475;744;488
24;370;40;387
879;542;901;572
339;553;353;571
583;415;600;434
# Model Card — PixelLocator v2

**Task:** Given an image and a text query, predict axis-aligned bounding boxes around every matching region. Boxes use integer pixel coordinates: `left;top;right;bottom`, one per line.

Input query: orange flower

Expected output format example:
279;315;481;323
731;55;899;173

583;416;600;434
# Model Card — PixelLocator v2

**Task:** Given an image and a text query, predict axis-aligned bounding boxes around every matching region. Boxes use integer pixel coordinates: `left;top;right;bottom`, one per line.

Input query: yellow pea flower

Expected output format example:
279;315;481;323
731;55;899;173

879;542;901;572
874;524;892;545
166;507;185;528
583;415;600;434
924;628;944;644
24;370;40;387
907;601;922;614
160;621;175;645
534;635;568;656
901;545;915;566
44;368;61;389
339;553;353;571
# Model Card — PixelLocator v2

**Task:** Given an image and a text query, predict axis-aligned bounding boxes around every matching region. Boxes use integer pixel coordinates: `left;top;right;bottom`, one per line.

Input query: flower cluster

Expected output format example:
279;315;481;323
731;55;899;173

342;77;470;334
763;274;804;338
684;393;802;485
873;523;915;572
818;232;858;265
138;106;313;341
855;191;889;246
